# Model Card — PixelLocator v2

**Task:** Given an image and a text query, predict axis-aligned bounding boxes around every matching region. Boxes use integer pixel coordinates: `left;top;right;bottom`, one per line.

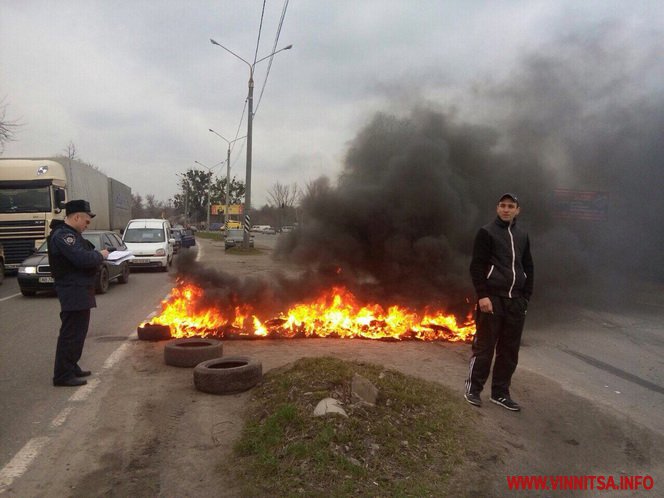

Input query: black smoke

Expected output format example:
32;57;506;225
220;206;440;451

275;23;664;310
178;21;663;314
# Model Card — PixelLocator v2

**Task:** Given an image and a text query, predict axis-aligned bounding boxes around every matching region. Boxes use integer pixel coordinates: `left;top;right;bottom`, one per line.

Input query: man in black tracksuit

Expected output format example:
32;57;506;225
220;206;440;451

48;200;109;387
465;193;534;411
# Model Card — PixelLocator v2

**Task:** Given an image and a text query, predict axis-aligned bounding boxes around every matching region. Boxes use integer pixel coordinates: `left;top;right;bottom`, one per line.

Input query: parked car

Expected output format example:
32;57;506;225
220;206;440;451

252;225;276;234
281;225;295;233
122;219;174;271
224;229;254;250
171;228;196;254
17;230;130;296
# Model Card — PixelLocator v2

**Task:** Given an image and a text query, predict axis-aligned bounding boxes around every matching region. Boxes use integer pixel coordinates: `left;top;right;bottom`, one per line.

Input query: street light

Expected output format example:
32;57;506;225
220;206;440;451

194;160;223;230
210;38;293;248
208;129;246;229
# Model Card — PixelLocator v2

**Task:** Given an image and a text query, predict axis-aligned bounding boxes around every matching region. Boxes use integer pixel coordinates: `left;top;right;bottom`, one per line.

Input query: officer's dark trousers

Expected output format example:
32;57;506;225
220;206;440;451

53;309;90;383
465;297;527;398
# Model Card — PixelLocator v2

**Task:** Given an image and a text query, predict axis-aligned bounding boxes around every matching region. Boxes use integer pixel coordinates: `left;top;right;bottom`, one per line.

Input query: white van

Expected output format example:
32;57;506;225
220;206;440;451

122;219;174;271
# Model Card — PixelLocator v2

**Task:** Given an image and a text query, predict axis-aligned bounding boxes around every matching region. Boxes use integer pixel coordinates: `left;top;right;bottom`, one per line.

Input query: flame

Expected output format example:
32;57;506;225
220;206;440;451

142;282;475;342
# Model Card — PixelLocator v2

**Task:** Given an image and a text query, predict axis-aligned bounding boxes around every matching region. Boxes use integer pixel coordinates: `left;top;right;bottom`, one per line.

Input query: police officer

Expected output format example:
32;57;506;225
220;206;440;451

48;200;109;386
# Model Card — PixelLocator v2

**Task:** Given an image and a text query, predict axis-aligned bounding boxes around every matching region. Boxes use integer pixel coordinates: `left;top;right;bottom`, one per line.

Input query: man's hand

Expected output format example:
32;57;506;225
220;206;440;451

478;297;493;314
100;249;110;259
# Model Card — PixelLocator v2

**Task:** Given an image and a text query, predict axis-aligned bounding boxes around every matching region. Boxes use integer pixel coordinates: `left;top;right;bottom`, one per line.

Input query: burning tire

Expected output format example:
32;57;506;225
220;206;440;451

194;356;262;394
164;337;223;368
137;323;171;341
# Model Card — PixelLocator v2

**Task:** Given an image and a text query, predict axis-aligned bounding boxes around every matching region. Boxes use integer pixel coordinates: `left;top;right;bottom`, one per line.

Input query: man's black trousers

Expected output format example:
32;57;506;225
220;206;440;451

53;309;91;383
465;296;527;398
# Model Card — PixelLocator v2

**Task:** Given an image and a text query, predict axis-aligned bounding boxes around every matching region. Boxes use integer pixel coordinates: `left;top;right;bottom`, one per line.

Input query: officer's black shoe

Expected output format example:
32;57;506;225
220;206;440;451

53;377;87;387
75;370;92;377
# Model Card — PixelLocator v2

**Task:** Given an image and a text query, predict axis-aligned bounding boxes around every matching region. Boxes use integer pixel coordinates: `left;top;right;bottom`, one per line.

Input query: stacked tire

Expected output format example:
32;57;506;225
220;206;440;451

164;337;223;367
162;338;262;394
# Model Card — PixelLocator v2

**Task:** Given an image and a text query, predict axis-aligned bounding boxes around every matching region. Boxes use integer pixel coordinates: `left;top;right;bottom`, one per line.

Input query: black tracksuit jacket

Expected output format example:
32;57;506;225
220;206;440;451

469;216;534;301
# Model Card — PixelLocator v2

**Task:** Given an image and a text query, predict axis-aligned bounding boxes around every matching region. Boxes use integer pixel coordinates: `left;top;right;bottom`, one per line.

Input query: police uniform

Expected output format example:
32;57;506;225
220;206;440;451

48;200;104;386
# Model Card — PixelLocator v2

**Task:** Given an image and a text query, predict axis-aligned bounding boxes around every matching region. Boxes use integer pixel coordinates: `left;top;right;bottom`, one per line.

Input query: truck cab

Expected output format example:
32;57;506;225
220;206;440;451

0;158;131;270
0;159;67;269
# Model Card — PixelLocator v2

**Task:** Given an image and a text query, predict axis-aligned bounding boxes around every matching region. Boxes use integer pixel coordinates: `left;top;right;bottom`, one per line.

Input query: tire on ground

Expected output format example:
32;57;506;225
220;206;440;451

164;337;223;367
137;323;172;341
194;356;262;394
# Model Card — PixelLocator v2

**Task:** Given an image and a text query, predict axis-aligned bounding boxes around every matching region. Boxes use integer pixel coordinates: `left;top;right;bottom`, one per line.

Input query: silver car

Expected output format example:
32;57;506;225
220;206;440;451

224;229;254;250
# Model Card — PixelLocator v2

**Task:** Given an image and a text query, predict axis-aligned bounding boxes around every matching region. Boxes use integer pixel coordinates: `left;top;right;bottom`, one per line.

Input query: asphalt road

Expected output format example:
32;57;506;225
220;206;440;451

0;259;176;472
1;232;663;494
0;233;281;481
520;284;664;436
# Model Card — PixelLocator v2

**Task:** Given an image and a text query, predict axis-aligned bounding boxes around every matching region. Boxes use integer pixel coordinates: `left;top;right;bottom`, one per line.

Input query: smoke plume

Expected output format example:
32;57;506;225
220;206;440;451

275;22;664;309
179;21;663;313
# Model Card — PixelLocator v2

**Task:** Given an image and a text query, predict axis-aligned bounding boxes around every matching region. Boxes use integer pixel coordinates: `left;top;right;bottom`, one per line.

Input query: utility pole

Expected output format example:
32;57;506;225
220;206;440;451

194;160;222;231
208;129;246;231
225;146;231;228
210;39;292;248
245;74;253;248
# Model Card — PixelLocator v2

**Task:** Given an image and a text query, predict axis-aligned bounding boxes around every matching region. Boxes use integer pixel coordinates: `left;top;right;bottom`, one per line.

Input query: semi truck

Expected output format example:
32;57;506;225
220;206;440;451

0;157;132;270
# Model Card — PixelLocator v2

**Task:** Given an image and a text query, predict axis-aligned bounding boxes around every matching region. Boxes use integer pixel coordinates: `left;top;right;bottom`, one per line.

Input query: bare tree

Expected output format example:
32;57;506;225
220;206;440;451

131;193;145;218
64;140;78;160
0;97;19;153
301;176;331;202
267;182;300;208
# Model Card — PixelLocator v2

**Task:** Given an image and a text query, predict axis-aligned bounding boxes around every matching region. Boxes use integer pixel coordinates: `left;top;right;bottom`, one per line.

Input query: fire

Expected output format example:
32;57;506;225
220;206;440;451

142;282;475;342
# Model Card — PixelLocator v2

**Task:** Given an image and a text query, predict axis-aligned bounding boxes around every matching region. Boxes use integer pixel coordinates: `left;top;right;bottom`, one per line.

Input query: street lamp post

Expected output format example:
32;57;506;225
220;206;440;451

210;38;292;248
208;129;246;229
194;160;223;230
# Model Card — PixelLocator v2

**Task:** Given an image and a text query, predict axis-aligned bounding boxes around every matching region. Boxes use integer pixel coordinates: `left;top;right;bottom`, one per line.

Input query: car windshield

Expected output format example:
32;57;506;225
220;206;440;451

82;233;102;248
124;228;165;243
0;187;52;213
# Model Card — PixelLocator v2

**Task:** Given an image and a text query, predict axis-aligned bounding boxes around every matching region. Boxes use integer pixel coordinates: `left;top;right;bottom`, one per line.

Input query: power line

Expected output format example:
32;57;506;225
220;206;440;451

254;0;289;116
253;0;267;65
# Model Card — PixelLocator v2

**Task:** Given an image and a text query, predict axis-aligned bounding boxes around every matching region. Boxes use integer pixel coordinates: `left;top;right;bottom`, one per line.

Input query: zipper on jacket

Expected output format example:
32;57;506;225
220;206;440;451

508;223;516;297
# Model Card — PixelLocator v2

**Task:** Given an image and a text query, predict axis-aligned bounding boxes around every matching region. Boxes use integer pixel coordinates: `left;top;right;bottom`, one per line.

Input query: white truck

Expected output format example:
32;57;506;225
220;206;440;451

0;157;132;270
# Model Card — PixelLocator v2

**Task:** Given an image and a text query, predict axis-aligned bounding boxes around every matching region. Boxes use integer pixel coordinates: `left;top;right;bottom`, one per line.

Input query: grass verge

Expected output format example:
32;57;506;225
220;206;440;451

225;246;263;255
195;231;224;241
230;356;481;497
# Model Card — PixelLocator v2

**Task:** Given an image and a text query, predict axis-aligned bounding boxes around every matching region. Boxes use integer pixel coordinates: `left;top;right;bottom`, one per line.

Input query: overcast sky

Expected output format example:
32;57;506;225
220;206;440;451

1;1;662;206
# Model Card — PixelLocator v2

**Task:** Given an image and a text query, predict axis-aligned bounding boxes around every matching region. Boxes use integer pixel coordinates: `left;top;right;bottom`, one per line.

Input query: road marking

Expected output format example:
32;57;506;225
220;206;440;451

67;378;101;402
49;407;73;429
102;342;129;370
0;315;161;491
0;436;50;493
195;242;204;261
0;293;21;302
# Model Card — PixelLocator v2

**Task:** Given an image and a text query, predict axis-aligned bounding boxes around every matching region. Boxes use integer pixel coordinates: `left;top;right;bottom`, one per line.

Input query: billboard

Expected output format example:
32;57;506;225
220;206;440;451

211;204;243;215
552;189;609;221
